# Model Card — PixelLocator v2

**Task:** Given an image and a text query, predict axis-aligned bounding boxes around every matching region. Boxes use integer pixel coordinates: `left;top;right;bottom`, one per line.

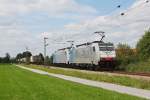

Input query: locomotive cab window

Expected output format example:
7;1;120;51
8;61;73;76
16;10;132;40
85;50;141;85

99;46;114;51
99;43;114;51
93;47;95;52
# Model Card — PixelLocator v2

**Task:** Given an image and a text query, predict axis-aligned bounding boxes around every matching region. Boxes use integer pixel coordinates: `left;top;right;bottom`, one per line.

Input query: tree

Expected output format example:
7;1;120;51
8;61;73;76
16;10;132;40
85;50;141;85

16;53;23;59
50;55;53;64
45;56;51;65
116;43;137;69
0;57;2;63
38;53;44;64
10;58;17;63
39;53;44;61
136;30;150;60
16;53;23;63
22;51;32;64
117;43;134;57
3;53;11;63
22;51;32;58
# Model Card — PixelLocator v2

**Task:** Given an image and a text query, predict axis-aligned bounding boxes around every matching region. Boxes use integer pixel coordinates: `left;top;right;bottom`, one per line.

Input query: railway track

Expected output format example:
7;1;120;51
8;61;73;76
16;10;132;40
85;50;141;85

31;64;150;79
55;65;150;79
48;65;150;80
110;71;150;77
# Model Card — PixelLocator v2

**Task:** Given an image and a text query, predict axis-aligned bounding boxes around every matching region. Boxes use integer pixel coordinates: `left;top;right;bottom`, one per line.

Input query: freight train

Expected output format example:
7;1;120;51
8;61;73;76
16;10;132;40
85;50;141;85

52;41;116;70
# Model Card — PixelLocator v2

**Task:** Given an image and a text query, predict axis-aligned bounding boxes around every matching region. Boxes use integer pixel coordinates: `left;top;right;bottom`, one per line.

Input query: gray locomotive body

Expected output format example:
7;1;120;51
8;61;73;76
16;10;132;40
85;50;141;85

53;48;70;64
52;41;116;69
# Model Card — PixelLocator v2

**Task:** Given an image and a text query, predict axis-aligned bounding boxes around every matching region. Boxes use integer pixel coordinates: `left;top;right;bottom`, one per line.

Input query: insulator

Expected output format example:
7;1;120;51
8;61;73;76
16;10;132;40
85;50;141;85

146;0;149;3
121;13;125;16
117;5;121;8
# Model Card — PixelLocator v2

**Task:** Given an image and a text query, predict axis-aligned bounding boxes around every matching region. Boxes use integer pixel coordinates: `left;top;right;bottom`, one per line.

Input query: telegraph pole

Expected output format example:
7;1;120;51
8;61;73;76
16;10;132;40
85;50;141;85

44;37;48;65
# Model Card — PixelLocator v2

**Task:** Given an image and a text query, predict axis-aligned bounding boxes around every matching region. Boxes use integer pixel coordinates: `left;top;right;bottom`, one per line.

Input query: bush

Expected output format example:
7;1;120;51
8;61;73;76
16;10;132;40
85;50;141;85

125;60;150;72
137;30;150;60
0;53;11;63
116;43;138;70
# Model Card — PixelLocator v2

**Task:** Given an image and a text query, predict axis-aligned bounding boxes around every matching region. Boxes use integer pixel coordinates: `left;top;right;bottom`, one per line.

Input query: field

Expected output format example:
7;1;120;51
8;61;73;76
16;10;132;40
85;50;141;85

24;64;150;90
0;64;146;100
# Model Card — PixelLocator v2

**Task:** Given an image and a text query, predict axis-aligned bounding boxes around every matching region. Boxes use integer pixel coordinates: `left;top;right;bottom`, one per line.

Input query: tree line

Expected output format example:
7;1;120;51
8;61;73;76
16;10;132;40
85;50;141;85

15;51;52;65
0;53;11;63
116;29;150;70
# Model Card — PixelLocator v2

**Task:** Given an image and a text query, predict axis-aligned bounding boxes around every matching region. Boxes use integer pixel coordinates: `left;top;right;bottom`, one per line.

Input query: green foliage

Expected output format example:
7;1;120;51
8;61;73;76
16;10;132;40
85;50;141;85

34;53;44;65
125;60;150;73
116;30;150;71
0;53;11;63
50;55;53;63
15;51;32;64
16;53;23;60
10;58;17;63
45;56;51;65
39;53;44;63
116;43;138;69
22;51;32;58
4;53;11;63
137;30;150;60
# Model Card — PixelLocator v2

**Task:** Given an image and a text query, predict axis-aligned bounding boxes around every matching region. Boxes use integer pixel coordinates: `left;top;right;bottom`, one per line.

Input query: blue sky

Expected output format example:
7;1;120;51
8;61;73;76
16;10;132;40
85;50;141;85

0;0;150;57
77;0;136;15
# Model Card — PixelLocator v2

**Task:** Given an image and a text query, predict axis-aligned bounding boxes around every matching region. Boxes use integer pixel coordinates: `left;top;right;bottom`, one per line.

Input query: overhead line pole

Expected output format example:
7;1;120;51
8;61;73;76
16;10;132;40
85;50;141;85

25;46;29;64
44;37;48;65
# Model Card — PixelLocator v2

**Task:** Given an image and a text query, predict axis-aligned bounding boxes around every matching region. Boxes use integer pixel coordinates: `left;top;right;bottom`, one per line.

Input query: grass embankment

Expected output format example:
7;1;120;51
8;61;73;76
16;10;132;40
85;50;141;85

24;64;150;90
0;64;144;100
125;61;150;73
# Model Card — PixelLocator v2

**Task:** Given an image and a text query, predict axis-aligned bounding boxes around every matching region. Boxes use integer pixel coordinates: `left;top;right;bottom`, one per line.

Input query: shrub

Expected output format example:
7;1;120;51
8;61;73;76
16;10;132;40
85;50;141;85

116;43;138;70
137;30;150;60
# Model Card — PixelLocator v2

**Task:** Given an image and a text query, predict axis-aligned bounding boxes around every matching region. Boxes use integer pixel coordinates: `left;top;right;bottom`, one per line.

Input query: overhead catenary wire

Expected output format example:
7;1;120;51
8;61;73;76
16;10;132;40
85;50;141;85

99;0;150;30
86;0;150;39
120;0;149;16
52;0;150;49
105;0;130;16
51;1;131;45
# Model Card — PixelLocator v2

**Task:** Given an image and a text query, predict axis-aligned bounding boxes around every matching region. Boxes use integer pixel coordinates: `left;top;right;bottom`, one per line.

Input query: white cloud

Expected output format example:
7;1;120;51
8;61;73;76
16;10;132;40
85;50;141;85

64;0;150;47
0;0;150;57
0;0;97;16
0;0;98;56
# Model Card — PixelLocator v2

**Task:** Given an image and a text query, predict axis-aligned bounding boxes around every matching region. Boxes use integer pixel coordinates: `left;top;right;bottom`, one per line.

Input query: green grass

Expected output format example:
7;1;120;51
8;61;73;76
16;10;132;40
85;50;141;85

125;61;150;73
24;64;150;90
0;64;146;100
